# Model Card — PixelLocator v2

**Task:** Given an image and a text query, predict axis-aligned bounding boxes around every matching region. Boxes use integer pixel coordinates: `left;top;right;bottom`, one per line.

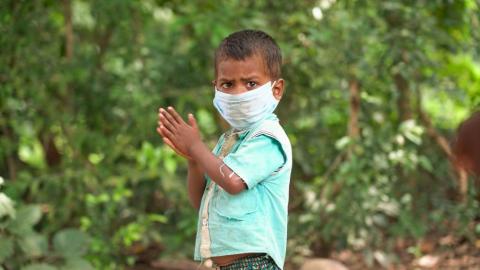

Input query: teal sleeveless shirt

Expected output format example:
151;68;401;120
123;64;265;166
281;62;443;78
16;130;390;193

194;114;292;269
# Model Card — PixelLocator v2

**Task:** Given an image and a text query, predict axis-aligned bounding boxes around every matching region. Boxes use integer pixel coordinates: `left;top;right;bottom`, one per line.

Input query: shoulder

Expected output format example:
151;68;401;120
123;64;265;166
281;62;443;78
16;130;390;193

248;119;291;151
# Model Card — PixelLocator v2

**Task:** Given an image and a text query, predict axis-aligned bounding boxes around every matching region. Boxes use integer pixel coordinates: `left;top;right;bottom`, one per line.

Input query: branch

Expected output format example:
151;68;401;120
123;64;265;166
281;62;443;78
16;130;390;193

394;72;413;121
63;0;73;60
95;25;115;70
348;77;360;139
417;91;468;197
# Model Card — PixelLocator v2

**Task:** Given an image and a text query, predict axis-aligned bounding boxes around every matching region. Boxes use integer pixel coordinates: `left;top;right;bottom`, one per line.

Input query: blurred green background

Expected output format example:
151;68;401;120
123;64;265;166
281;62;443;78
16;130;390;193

1;0;479;269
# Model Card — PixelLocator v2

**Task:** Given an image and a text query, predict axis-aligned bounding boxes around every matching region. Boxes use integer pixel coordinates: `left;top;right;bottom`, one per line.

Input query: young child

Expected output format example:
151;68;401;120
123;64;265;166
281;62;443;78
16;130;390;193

156;30;292;269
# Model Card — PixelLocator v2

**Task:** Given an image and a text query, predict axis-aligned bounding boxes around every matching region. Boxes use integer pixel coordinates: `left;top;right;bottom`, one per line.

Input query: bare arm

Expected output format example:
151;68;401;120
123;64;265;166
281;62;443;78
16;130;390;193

187;160;206;209
188;139;246;195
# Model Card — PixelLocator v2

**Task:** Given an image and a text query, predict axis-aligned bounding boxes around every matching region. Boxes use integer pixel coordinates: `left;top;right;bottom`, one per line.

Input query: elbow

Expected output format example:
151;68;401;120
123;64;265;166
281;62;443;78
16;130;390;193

192;202;200;210
224;180;246;195
225;188;241;195
189;198;201;210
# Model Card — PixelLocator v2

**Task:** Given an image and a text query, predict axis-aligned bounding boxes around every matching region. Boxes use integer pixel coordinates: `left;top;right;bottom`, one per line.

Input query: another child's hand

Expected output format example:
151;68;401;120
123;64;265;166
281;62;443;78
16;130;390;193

157;106;202;159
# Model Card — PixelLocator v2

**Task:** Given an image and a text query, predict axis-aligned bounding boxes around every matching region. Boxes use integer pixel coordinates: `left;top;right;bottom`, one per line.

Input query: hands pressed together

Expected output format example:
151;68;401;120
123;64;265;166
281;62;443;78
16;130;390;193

156;107;202;160
157;106;246;195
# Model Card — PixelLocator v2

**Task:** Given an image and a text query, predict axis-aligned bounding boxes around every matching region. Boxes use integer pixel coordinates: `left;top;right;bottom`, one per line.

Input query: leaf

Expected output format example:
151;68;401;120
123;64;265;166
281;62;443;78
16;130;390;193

0;236;14;263
15;205;42;226
18;137;46;169
61;258;94;270
19;233;49;258
8;205;42;235
148;214;168;223
0;193;15;219
21;263;58;270
53;228;90;258
335;136;351;150
418;156;433;172
164;157;177;174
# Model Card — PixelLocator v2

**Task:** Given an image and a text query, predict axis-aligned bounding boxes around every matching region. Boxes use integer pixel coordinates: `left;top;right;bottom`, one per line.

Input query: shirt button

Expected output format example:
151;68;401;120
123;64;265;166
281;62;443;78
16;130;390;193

202;219;208;226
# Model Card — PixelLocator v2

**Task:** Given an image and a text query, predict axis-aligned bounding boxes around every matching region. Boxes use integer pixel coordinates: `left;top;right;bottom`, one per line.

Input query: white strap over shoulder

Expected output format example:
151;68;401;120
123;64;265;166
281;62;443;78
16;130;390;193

247;119;281;141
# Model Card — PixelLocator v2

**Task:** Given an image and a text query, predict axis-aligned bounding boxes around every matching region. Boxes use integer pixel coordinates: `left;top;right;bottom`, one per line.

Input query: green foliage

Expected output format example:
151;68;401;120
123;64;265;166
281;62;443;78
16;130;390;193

0;179;92;269
1;0;479;268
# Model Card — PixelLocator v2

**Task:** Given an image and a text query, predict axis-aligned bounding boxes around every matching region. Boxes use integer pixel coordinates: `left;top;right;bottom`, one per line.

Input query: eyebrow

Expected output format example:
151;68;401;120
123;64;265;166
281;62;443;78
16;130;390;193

218;76;261;82
240;76;260;81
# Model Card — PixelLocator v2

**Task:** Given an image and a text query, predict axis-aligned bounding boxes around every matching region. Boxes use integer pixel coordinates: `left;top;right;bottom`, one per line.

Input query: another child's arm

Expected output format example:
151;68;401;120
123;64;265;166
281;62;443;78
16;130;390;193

158;107;246;195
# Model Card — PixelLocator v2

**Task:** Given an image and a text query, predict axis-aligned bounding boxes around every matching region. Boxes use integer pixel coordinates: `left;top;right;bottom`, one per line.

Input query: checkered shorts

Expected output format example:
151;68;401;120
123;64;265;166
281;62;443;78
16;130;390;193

217;254;280;270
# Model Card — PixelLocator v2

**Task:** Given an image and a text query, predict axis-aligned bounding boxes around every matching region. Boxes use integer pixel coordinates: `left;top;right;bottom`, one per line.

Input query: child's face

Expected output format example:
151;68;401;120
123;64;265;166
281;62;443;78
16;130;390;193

214;55;284;100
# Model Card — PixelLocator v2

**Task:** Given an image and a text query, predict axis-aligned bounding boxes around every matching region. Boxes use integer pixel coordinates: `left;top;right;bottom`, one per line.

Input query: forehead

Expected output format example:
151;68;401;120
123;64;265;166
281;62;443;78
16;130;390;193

216;55;269;80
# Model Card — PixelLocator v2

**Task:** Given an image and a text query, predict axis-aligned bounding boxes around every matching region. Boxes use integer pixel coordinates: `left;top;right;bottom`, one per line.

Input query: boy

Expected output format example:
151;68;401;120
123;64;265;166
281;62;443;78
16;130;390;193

156;30;292;270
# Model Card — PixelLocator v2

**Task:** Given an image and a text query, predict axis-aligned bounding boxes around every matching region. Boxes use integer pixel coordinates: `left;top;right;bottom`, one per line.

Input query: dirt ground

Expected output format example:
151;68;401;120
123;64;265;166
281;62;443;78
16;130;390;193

327;237;480;270
133;235;480;270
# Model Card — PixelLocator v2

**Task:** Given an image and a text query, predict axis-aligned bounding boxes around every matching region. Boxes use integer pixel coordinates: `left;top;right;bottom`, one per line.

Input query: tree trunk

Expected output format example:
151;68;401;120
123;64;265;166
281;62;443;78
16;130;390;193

394;73;413;121
1;121;18;180
63;0;73;60
38;0;76;168
348;78;360;139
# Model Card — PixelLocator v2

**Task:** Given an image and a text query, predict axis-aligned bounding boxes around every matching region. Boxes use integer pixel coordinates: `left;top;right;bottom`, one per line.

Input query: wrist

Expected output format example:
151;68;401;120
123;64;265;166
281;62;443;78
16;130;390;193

187;139;204;157
188;159;198;167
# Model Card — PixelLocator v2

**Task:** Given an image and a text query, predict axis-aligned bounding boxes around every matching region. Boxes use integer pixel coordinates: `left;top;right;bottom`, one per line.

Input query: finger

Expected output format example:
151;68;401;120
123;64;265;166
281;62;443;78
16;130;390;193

188;113;198;129
158;107;168;120
167;107;184;124
159;114;177;133
157;110;163;120
158;114;171;127
160;134;184;156
158;120;168;131
162;137;179;154
161;133;192;160
162;137;192;159
158;126;181;152
159;108;176;122
158;108;170;125
156;125;168;138
156;126;164;137
159;125;176;142
161;109;180;128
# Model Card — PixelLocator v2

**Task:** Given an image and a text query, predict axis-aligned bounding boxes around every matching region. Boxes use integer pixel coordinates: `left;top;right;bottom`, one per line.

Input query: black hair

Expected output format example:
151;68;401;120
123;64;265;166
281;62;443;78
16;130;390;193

214;29;282;79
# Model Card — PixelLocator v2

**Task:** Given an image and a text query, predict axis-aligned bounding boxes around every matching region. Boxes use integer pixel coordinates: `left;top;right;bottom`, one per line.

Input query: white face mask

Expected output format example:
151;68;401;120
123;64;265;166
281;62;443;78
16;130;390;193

213;81;279;130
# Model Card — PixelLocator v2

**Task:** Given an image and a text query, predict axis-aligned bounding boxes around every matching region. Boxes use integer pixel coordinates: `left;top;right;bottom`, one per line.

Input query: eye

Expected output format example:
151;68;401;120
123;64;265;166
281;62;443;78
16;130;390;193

247;81;257;89
221;82;232;89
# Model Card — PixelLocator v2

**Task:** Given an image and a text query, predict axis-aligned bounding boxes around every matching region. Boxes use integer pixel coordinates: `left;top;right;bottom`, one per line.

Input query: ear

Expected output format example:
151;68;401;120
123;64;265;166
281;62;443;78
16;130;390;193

272;79;285;101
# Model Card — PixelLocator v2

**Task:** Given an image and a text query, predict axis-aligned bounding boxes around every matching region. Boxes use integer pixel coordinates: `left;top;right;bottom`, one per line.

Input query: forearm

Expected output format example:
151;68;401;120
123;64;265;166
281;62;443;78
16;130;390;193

189;142;246;195
187;160;206;210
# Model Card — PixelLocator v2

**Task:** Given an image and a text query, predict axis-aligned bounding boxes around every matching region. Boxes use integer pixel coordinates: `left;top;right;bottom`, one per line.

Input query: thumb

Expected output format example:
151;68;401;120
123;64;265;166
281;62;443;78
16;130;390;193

188;113;198;129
